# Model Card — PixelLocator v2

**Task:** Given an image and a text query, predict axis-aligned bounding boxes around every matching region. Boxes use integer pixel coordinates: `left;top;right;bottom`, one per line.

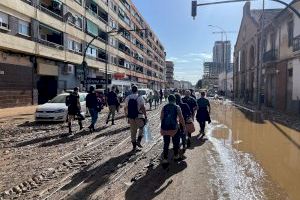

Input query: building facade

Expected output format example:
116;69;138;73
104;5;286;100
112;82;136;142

165;61;174;88
0;0;166;108
234;2;281;104
234;1;300;115
202;62;219;90
213;40;231;73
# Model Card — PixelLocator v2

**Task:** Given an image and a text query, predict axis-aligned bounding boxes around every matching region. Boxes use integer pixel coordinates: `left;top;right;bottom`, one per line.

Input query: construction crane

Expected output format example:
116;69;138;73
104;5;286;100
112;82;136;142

212;31;236;41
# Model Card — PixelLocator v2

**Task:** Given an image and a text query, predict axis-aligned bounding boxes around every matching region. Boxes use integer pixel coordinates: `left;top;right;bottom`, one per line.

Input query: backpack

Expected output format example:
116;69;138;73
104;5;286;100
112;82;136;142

127;97;139;119
161;104;178;130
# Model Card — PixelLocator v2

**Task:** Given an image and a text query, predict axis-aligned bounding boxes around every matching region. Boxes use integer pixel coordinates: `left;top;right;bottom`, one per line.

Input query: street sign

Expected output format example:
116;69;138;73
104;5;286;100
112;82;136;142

85;78;111;85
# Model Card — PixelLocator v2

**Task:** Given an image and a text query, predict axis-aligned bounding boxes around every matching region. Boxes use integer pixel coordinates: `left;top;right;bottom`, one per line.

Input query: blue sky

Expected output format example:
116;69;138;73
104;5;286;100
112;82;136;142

132;0;286;84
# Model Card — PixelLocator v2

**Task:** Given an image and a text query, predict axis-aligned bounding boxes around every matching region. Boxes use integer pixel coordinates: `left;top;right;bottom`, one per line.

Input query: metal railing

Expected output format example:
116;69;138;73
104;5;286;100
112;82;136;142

39;4;63;21
38;38;64;50
263;49;278;63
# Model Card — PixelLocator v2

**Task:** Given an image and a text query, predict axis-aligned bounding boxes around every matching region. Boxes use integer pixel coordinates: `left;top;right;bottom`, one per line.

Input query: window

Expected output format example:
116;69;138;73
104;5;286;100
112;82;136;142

68;39;82;53
98;28;108;42
87;45;97;58
18;20;30;36
86;20;98;36
288;21;294;47
109;37;118;47
97;48;107;61
67;11;83;29
288;68;293;77
0;11;9;29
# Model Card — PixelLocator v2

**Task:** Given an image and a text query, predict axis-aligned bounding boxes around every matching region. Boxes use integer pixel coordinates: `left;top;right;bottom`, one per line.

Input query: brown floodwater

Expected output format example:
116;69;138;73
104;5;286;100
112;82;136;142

208;101;300;200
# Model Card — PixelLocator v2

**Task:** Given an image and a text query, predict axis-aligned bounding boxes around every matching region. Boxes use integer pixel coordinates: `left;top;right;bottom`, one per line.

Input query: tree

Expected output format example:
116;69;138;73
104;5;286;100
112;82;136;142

196;79;202;89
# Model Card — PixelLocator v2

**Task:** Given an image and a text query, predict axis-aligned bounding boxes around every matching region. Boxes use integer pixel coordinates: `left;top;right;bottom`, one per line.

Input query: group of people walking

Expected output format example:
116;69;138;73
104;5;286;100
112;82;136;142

147;89;163;110
65;85;211;168
65;86;120;135
160;90;211;166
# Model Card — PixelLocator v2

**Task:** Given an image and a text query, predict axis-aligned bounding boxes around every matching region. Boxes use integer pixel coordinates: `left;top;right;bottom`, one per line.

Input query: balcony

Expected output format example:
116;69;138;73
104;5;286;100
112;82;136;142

38;24;64;50
40;0;63;21
293;36;300;52
263;49;278;63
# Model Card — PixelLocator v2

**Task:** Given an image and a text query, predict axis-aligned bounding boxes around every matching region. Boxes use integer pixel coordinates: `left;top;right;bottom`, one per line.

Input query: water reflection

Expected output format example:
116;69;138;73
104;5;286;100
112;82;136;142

210;102;300;200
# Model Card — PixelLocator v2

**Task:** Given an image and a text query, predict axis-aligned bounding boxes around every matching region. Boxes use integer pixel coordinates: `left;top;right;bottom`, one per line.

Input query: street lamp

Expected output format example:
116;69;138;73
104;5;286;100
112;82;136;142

209;24;228;98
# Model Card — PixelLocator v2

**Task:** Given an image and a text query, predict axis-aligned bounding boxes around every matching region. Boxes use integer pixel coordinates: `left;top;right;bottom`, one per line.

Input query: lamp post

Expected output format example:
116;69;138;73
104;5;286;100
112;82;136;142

208;24;228;98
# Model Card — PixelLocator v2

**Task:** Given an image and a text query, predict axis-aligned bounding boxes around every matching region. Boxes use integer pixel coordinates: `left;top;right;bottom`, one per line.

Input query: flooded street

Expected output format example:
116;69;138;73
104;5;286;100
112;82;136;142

209;101;300;200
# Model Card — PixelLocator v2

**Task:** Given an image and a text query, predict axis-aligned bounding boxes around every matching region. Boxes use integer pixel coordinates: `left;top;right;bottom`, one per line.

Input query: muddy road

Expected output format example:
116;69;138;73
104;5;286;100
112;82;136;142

0;101;299;200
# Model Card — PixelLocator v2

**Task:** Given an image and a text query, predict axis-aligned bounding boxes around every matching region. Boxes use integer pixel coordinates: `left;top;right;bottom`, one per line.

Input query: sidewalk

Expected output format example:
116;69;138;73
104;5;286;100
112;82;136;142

232;101;300;131
0;105;37;119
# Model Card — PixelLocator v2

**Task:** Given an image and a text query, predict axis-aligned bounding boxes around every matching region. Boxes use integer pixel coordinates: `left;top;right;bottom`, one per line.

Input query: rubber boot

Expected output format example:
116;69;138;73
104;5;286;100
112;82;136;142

111;119;115;125
137;136;143;148
132;141;137;151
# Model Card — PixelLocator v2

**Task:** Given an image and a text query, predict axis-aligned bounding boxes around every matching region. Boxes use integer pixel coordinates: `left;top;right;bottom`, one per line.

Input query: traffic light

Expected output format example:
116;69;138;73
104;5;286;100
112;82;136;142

191;1;197;19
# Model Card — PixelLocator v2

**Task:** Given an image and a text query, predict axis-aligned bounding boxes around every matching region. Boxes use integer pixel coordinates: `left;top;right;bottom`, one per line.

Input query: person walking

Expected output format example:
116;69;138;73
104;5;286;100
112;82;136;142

86;86;99;133
148;92;154;110
154;90;160;109
175;93;192;152
159;89;163;104
65;87;84;135
196;92;211;138
161;95;185;166
124;85;148;151
182;90;198;147
106;86;119;125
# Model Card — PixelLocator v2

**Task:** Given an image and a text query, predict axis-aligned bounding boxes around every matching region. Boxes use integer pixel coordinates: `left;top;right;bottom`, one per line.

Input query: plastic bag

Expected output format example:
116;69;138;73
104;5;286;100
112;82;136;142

143;123;152;143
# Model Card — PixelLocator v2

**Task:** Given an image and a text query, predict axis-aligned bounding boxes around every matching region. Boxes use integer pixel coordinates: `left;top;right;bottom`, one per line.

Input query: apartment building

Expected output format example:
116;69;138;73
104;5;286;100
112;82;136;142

0;0;166;108
165;61;174;88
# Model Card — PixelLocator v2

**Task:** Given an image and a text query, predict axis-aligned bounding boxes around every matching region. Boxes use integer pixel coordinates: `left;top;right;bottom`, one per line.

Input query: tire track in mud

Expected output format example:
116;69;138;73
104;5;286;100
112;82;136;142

0;104;164;200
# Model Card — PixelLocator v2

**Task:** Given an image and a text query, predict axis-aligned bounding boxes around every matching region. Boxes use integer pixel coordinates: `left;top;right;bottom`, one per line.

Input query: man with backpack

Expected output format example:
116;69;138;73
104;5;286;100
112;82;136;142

65;87;84;135
124;85;148;151
182;90;198;147
161;95;185;166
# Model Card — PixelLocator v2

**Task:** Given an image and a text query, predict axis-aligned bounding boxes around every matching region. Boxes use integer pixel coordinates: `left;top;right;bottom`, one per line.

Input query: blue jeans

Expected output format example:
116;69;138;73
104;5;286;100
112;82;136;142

89;108;98;127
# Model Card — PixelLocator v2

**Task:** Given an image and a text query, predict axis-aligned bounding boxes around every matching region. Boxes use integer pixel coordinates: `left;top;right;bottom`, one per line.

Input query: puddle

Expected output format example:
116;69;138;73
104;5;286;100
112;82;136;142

207;103;299;199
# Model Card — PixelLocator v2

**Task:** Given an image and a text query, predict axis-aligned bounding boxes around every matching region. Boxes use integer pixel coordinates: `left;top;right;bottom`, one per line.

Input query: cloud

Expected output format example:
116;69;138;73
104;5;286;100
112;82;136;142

167;56;189;63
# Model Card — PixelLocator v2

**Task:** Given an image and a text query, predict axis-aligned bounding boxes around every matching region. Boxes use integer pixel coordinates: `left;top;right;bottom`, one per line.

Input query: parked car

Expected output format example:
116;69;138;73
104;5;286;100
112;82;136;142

138;88;154;101
35;92;88;122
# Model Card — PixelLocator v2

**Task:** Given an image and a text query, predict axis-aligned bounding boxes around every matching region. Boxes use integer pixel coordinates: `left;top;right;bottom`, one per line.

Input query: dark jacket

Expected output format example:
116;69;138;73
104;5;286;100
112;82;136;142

107;91;119;106
196;97;211;122
182;96;197;113
178;102;192;122
86;92;98;109
66;92;81;115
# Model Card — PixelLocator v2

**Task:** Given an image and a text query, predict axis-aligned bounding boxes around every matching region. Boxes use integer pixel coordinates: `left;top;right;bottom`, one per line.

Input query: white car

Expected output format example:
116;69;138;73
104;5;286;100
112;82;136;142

138;88;154;101
35;92;88;122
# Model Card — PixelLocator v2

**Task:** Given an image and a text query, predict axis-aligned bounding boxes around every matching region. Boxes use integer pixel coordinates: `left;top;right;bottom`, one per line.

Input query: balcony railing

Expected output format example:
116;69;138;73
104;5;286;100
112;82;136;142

38;38;64;50
263;49;278;63
293;36;300;52
39;4;63;21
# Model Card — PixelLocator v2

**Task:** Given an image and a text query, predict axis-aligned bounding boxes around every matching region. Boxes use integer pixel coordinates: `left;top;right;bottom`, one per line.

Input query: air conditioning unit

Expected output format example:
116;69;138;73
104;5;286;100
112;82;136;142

63;64;74;74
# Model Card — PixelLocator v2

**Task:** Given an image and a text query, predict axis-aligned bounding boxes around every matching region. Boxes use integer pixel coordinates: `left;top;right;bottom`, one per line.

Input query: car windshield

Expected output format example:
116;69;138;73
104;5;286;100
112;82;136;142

138;90;146;95
48;94;67;103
